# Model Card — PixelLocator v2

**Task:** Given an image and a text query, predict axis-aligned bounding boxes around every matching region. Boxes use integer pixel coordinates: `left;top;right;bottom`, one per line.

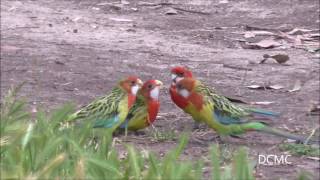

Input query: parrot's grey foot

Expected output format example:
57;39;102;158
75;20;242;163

191;136;207;146
229;134;245;140
192;122;207;131
134;131;146;136
215;136;223;144
215;136;230;144
112;130;124;137
193;122;200;130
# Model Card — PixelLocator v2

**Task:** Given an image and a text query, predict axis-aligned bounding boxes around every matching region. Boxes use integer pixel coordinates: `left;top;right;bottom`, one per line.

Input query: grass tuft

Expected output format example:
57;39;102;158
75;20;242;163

1;85;313;179
279;143;320;157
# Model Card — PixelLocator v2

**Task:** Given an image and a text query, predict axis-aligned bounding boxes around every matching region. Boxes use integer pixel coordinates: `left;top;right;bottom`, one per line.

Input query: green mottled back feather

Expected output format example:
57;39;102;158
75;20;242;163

188;80;314;143
127;94;147;118
120;93;148;130
194;81;250;120
67;86;128;129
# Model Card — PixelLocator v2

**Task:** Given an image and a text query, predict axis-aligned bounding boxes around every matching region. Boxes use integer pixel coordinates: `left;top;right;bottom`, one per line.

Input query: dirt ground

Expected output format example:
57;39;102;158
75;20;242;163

1;0;319;179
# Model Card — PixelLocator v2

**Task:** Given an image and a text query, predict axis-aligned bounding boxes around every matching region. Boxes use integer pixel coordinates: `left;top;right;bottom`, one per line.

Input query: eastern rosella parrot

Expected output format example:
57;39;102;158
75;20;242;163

175;77;314;144
170;66;193;109
170;66;249;129
119;79;162;131
170;66;247;109
67;76;143;131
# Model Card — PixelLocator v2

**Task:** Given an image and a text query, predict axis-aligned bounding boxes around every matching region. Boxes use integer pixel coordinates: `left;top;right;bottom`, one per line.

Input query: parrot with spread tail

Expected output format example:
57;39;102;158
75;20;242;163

66;76;143;131
119;79;163;131
175;77;315;144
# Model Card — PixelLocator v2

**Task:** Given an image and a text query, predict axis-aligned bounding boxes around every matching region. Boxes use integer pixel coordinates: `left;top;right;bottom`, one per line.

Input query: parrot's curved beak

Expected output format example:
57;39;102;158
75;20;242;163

155;80;163;88
171;74;177;84
137;79;143;87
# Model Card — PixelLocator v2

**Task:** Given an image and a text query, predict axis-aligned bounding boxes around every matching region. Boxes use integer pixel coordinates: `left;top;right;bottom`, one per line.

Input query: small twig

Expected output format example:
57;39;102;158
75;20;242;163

171;7;210;15
138;2;176;6
16;26;40;29
223;64;252;71
304;126;319;145
224;36;247;42
243;25;283;32
138;2;210;15
151;124;159;134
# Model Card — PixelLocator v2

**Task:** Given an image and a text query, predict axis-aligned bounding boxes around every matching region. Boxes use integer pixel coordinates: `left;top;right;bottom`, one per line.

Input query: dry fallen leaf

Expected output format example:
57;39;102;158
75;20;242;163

288;80;302;92
72;17;83;22
242;39;282;49
244;31;255;38
109;17;133;22
164;7;178;15
251;101;274;105
309;33;320;38
246;85;263;89
287;28;313;35
121;0;130;5
97;2;111;6
270;54;290;64
306;156;320;161
244;31;275;38
225;97;248;104
92;7;100;11
308;102;320;116
255;39;282;48
219;0;229;4
246;84;284;90
261;54;290;64
268;84;284;90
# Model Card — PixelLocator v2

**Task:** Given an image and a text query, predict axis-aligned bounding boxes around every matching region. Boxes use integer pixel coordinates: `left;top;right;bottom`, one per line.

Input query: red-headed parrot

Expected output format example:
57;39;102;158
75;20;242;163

174;77;314;144
170;66;255;130
67;76;143;131
119;79;163;131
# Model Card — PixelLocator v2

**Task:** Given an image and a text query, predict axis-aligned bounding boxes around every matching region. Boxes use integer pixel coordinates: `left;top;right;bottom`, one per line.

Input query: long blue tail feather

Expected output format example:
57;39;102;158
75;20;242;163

249;108;280;117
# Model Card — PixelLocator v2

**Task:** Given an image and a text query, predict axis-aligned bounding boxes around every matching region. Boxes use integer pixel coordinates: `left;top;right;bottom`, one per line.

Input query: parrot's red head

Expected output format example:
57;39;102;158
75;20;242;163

119;76;143;95
120;76;143;108
175;78;203;110
170;66;193;85
175;78;196;98
140;79;162;125
140;79;163;101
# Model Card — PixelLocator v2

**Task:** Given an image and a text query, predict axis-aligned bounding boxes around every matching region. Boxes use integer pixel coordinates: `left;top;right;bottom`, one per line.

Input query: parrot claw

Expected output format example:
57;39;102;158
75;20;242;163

229;135;245;140
190;136;207;146
134;131;146;136
112;137;122;146
192;122;200;130
192;122;207;131
215;136;229;144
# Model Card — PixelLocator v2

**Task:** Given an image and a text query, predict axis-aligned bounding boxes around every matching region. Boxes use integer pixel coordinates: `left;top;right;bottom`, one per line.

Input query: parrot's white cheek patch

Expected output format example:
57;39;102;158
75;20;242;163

150;87;160;100
131;85;139;95
179;89;190;98
175;77;183;83
171;74;177;80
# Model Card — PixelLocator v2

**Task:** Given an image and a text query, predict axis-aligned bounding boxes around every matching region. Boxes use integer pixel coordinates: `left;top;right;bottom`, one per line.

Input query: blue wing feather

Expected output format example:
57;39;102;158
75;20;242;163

93;114;120;128
213;109;247;125
248;108;280;117
119;115;132;129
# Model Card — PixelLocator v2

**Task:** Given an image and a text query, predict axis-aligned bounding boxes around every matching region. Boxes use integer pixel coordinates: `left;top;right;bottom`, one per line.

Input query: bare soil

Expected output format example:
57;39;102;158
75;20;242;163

1;0;319;179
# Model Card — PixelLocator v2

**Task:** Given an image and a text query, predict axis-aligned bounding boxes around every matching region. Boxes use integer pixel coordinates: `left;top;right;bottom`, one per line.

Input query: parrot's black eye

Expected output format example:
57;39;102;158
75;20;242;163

130;81;136;85
177;84;182;89
148;84;153;89
178;72;184;77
